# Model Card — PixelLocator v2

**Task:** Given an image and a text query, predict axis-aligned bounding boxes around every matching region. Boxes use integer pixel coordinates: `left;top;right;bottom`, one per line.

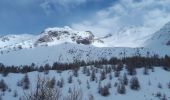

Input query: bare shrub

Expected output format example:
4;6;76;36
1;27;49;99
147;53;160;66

64;87;83;100
21;75;62;100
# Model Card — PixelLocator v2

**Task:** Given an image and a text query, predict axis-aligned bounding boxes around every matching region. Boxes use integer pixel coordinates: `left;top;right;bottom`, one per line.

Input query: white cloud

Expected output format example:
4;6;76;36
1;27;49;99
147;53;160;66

71;0;170;47
40;0;87;15
55;0;87;7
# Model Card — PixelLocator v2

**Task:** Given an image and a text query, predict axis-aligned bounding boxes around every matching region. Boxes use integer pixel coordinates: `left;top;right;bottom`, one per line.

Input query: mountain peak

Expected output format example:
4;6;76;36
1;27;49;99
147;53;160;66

35;26;96;46
43;26;73;34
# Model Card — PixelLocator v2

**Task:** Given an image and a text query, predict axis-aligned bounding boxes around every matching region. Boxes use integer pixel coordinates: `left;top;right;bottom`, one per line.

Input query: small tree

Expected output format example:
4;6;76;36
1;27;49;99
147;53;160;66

143;67;149;75
158;83;162;89
60;78;64;88
77;79;81;85
123;73;128;85
130;77;140;90
117;83;126;94
98;81;101;93
82;66;87;74
86;68;91;76
0;79;8;92
13;90;18;97
107;82;112;89
127;65;136;75
155;91;162;98
44;64;50;75
100;70;106;81
48;77;56;89
162;94;167;100
168;82;170;89
68;87;72;93
2;70;9;77
114;70;120;77
68;75;73;84
90;70;96;81
114;82;118;87
99;85;110;96
109;73;113;80
22;74;30;90
73;69;79;77
87;81;90;89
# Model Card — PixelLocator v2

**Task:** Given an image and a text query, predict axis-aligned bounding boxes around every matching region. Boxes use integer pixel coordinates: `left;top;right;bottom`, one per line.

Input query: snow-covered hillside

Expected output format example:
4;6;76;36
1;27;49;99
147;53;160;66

0;34;35;49
0;42;155;66
100;26;153;47
145;22;170;55
0;26;154;66
0;22;170;66
0;66;169;100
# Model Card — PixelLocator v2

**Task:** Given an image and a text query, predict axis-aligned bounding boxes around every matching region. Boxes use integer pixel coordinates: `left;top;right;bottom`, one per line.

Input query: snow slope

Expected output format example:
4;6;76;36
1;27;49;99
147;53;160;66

100;26;153;47
0;26;157;66
0;34;35;49
0;22;170;66
0;66;170;100
0;42;154;66
145;22;170;55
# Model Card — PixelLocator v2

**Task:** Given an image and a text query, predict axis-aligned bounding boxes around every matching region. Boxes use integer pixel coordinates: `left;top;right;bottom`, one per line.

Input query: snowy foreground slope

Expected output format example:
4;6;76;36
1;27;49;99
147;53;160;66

0;21;170;100
1;21;170;66
0;66;170;100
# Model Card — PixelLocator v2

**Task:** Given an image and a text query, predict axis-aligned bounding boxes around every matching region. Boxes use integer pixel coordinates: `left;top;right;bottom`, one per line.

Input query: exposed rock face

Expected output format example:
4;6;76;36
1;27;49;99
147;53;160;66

76;38;92;45
0;37;10;42
35;27;95;45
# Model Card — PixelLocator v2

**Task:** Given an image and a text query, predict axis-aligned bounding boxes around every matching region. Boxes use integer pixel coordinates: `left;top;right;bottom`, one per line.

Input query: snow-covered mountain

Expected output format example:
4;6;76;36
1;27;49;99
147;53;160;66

100;26;153;47
0;26;101;50
0;22;170;66
145;22;170;55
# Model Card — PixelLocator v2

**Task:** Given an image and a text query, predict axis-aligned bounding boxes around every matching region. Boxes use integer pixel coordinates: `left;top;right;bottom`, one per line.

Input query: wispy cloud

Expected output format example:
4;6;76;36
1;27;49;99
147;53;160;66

0;0;90;34
0;0;170;39
72;0;170;35
40;0;88;15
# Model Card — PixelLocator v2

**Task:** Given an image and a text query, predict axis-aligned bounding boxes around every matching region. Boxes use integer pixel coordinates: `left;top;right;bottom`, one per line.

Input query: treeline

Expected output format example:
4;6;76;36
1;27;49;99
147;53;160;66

0;55;170;75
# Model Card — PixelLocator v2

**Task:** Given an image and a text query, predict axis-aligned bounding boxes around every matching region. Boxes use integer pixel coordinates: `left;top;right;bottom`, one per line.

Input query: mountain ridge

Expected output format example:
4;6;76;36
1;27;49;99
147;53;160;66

0;22;170;66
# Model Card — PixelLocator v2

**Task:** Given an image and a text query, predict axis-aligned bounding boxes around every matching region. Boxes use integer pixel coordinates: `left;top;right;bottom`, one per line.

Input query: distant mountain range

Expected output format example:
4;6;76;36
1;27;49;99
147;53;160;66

0;22;170;66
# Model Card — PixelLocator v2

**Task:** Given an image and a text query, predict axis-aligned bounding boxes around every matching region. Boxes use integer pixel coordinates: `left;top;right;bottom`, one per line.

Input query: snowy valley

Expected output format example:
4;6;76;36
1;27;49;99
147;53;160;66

0;21;170;100
0;21;170;66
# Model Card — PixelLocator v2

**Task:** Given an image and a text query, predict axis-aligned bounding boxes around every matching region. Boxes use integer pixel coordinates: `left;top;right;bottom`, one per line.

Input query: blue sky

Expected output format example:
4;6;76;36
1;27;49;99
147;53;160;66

0;0;170;36
0;0;116;34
